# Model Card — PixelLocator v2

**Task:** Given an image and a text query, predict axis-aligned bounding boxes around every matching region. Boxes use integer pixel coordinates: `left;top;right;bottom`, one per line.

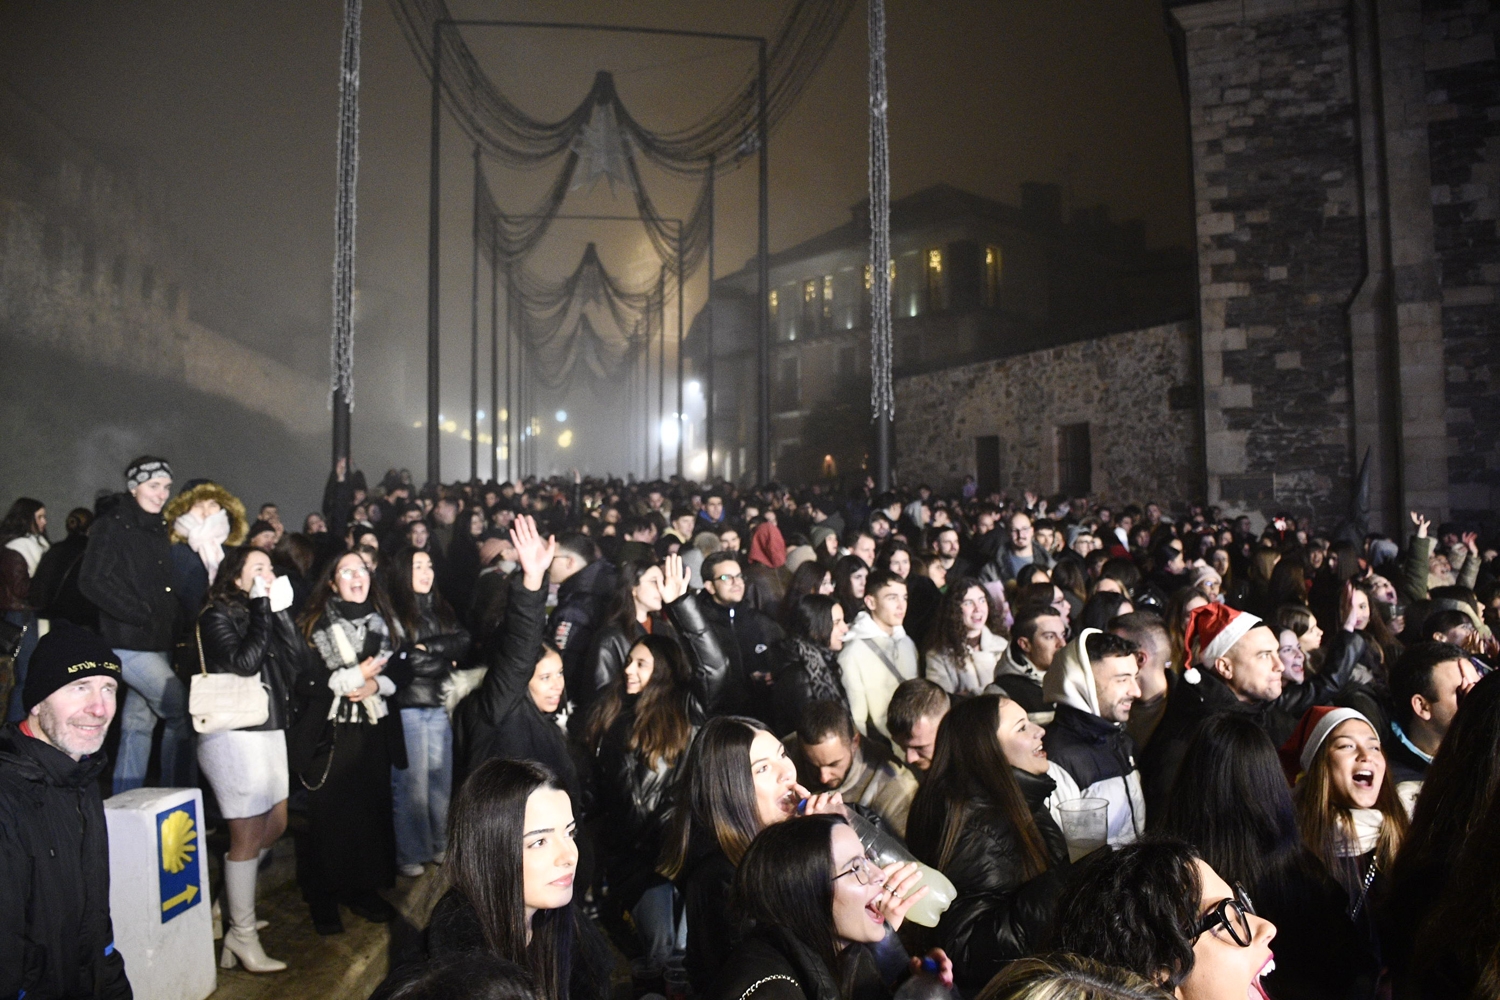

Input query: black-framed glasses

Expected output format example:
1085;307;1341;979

832;855;885;888
1194;883;1256;946
714;573;744;583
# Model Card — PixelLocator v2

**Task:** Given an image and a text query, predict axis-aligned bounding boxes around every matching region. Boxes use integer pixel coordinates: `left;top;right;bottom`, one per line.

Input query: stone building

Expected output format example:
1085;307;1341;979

1166;0;1499;530
683;183;1193;485
0;84;328;511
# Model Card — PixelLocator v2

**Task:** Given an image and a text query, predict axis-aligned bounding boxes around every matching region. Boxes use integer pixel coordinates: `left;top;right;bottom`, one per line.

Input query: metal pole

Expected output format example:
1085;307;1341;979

425;26;442;486
658;267;666;481
869;0;893;492
490;229;499;482
643;326;650;478
756;39;770;486
506;266;515;482
469;145;481;483
706;155;715;484
676;221;685;479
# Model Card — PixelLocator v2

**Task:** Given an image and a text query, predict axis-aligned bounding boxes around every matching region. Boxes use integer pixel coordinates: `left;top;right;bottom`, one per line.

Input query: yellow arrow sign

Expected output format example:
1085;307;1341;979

162;883;199;912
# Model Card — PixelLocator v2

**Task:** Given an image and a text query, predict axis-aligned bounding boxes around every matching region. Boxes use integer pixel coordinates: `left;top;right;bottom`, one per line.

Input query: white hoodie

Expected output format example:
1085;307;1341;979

1041;628;1147;846
838;611;918;738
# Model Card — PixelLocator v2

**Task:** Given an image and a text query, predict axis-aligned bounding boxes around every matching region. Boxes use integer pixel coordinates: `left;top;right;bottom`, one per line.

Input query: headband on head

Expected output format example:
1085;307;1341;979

125;458;173;489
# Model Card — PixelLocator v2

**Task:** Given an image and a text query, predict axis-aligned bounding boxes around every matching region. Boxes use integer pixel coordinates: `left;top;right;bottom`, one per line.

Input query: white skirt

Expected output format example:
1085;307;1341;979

197;729;289;818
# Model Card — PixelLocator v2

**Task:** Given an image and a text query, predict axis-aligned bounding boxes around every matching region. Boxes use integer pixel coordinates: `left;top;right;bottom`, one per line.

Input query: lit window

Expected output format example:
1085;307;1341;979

928;249;943;274
768;289;779;317
822;275;833;319
925;248;947;311
863;264;872;290
984;245;1003;307
804;280;817;303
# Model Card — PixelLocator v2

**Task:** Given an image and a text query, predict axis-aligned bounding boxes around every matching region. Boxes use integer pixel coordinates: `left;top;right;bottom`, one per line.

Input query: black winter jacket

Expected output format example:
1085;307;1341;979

28;533;97;629
453;575;576;798
586;615;678;695
198;594;307;731
392;594;471;710
78;497;177;651
1264;629;1361;747
1141;668;1274;822
919;770;1070;993
549;559;615;701
770;637;848;737
710;926;888;1000
589;595;730;908
678;825;741;994
695;594;784;719
0;724;132;1000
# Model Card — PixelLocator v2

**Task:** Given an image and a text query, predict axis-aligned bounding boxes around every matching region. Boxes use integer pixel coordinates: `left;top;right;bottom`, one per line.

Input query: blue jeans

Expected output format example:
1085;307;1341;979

112;648;194;793
392;706;453;866
632;881;687;965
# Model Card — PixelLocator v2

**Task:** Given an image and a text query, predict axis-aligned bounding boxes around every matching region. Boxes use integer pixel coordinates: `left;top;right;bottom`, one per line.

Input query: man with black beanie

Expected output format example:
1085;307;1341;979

0;621;132;999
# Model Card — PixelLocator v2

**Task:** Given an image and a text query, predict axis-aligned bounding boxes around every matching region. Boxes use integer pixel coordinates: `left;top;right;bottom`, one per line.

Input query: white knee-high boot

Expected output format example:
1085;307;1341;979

219;858;286;973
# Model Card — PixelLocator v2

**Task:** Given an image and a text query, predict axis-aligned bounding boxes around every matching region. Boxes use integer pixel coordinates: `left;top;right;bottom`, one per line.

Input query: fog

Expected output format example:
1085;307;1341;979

1;0;1190;513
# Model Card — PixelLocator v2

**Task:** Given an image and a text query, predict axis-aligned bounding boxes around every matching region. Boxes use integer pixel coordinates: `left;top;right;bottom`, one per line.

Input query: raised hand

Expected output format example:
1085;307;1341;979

1410;511;1430;538
660;552;690;604
1463;531;1479;554
510;514;557;590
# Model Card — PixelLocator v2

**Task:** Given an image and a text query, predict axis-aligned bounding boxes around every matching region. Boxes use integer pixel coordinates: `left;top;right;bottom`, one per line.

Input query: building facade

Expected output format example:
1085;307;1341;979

684;183;1193;485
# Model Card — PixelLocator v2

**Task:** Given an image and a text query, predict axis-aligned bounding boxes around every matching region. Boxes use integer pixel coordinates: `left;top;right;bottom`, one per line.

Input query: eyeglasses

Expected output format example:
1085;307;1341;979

832;855;885;888
1195;883;1256;946
714;573;744;583
338;566;370;580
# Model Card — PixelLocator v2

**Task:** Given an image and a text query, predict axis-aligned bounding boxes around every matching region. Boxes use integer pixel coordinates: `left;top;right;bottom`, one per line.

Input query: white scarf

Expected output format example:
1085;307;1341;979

174;509;230;583
1341;808;1385;857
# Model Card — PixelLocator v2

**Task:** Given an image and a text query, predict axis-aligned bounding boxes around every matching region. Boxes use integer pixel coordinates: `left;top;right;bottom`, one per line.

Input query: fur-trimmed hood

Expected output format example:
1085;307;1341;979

164;482;248;547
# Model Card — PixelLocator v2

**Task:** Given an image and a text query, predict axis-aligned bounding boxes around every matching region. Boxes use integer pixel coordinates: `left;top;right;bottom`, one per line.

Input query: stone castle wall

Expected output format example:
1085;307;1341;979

894;321;1201;504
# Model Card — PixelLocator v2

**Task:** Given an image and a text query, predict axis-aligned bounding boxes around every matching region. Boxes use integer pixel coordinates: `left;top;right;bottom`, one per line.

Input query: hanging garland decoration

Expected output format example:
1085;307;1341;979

387;0;854;175
867;0;893;427
330;0;362;410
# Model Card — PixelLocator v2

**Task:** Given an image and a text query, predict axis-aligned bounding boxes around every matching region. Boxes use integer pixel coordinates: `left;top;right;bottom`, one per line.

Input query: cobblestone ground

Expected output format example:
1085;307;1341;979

206;842;447;1000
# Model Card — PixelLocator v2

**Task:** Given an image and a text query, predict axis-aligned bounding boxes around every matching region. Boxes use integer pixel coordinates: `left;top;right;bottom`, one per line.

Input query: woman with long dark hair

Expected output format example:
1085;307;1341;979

833;555;870;628
780;560;834;625
1079;590;1133;633
582;554;728;962
924;580;1007;697
387;545;471;878
197;545;305;972
427;759;611;1000
661;715;847;993
905;694;1069;992
583;557;671;704
1051;840;1278;1000
0;497;48;576
711;815;950;1000
294;548;404;933
771;594;851;736
1159;714;1375;997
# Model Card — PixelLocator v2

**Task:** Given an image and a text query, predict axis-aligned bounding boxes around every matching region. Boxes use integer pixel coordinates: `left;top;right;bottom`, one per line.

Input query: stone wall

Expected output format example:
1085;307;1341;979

1174;0;1366;525
1426;0;1500;520
893;321;1201;504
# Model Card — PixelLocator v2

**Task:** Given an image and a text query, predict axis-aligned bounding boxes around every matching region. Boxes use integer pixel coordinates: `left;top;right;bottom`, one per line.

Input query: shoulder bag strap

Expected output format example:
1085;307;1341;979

861;636;906;684
195;612;208;677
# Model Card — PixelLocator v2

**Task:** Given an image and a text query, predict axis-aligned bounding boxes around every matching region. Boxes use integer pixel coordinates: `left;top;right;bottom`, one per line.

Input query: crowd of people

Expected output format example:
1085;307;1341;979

2;455;1498;1000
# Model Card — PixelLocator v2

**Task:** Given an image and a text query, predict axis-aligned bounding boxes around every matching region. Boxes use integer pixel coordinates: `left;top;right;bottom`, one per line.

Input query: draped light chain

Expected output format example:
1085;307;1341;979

868;0;893;424
330;0;362;410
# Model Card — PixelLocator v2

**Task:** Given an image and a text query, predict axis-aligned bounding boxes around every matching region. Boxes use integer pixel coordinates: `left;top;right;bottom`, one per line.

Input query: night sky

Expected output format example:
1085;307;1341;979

2;0;1191;478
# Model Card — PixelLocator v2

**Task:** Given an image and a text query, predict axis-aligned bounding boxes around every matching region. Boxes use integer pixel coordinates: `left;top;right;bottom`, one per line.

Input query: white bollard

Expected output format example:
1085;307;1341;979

104;787;217;1000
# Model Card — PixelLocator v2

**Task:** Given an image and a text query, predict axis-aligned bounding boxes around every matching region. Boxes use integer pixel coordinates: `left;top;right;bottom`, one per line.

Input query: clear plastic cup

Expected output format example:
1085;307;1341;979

1057;797;1109;862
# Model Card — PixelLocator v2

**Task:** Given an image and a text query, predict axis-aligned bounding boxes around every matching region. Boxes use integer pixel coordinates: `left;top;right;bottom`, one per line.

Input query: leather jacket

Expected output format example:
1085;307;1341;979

924;769;1070;993
392;594;472;710
198;594;307;731
587;615;679;695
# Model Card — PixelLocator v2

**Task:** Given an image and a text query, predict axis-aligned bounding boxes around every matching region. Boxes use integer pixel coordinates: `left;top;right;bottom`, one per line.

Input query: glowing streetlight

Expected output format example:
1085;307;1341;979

555;410;568;423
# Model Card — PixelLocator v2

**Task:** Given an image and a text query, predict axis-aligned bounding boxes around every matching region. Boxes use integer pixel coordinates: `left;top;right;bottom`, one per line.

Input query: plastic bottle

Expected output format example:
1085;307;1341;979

891;958;953;1000
842;809;955;928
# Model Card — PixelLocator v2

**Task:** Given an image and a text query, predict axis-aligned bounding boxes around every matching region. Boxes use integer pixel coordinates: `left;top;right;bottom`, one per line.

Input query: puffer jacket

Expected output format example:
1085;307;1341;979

78;496;177;651
1041;629;1146;845
923;770;1069;994
695;593;785;720
0;723;132;1000
197;593;307;731
710;925;887;1000
391;593;471;710
586;615;679;695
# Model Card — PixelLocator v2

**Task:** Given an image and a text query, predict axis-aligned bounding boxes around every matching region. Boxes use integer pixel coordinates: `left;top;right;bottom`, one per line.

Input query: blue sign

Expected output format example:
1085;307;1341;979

156;800;202;923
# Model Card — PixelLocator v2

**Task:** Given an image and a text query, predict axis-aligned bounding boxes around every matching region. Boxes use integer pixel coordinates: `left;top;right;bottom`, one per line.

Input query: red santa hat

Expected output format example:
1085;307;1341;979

1181;603;1264;683
1278;705;1374;784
